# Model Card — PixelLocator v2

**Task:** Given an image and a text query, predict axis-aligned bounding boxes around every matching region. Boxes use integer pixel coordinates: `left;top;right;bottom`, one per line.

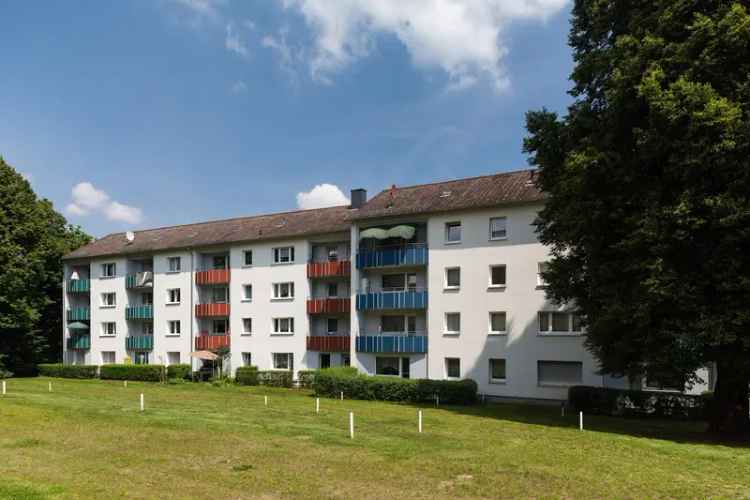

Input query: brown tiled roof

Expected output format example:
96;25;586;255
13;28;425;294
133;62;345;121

63;205;353;260
351;168;544;220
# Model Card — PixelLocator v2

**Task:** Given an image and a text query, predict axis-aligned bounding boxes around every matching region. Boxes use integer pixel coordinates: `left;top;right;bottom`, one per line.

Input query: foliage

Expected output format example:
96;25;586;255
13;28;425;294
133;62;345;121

38;363;97;379
166;364;191;380
568;386;709;420
0;158;91;374
257;370;293;388
297;370;317;389
524;1;750;435
99;364;164;382
235;366;259;386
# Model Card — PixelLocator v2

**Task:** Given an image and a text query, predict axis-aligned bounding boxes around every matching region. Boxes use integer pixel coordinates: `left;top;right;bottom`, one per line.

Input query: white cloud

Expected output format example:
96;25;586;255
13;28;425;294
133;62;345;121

261;30;300;81
169;0;224;20
276;0;569;92
225;22;250;58
230;80;248;93
66;182;143;224
297;183;349;209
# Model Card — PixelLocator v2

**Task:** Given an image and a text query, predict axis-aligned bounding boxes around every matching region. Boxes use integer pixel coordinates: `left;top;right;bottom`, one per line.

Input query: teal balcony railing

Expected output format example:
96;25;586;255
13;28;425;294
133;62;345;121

355;335;428;353
126;335;153;351
66;308;90;321
67;279;90;293
356;290;428;311
66;335;90;350
125;305;153;320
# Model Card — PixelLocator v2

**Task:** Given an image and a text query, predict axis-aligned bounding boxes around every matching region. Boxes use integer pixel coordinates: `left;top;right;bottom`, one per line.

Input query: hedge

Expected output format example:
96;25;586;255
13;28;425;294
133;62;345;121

312;368;477;405
100;364;165;382
297;370;317;389
167;364;191;380
568;385;709;420
257;370;293;388
235;366;259;386
38;363;98;379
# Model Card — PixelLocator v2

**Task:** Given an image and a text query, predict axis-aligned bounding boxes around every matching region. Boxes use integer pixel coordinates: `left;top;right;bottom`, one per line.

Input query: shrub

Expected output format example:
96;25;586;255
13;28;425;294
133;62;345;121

297;370;317;389
100;364;164;382
257;370;293;388
568;386;709;420
38;363;98;379
235;366;259;386
167;364;191;380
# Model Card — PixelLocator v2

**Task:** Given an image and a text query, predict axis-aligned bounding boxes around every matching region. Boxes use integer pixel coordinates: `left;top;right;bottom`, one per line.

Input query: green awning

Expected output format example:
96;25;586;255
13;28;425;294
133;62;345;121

67;321;89;331
360;228;389;239
387;225;416;240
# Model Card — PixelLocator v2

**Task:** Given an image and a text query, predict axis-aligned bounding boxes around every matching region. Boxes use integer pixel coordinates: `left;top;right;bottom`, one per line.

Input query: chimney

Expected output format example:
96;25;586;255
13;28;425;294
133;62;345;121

350;188;367;209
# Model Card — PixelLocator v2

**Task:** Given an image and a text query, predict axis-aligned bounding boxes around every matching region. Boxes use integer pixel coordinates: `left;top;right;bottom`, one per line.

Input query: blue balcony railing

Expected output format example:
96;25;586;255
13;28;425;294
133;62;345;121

356;290;428;310
355;335;428;353
356;243;427;269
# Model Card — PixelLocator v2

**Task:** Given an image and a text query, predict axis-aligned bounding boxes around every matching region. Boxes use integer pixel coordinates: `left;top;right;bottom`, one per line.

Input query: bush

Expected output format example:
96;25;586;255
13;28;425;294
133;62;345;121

257;370;293;388
100;364;164;382
312;368;477;405
38;363;98;379
568;386;709;420
167;364;191;380
297;370;317;389
235;366;259;386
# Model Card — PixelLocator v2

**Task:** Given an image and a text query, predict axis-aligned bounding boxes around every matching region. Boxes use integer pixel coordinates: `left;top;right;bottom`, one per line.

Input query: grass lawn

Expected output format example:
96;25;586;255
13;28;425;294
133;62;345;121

1;378;748;499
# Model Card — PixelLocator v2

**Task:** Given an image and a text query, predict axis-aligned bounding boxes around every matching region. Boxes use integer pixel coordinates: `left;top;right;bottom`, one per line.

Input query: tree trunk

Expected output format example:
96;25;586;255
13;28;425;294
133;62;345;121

708;360;750;436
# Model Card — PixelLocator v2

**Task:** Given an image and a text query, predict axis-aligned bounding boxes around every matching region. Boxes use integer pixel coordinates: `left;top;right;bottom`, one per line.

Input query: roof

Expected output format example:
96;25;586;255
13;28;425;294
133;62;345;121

63;205;353;260
351;168;544;220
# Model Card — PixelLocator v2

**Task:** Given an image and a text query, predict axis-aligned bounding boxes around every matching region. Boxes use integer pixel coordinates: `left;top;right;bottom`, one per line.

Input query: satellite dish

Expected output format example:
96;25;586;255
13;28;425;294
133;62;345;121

125;231;135;243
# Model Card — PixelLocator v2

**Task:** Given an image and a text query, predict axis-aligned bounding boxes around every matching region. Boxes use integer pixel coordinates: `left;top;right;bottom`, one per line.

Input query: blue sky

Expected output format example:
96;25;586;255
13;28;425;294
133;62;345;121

0;0;573;236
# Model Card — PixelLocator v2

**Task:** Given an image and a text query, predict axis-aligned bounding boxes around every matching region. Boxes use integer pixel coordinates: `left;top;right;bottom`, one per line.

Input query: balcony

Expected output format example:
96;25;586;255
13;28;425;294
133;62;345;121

195;303;230;317
307;298;350;315
307;335;350;352
126;271;153;289
307;260;351;278
196;269;230;286
67;308;90;322
355;335;428;354
126;335;153;351
356;243;427;269
67;279;90;293
66;334;90;350
356;290;428;311
195;334;230;351
125;305;153;320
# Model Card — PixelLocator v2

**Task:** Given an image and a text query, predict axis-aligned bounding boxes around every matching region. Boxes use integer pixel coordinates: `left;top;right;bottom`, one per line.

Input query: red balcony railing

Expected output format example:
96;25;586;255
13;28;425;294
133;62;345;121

195;303;230;317
306;298;350;315
195;333;230;351
307;336;350;352
196;269;230;285
307;260;351;278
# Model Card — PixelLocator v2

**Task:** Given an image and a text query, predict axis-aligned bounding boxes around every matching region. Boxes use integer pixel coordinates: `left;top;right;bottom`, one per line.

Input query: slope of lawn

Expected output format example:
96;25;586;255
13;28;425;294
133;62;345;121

0;377;748;499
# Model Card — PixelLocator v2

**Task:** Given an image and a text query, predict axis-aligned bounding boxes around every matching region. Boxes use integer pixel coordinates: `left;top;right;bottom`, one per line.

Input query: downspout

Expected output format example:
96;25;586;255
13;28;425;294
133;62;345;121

190;249;195;374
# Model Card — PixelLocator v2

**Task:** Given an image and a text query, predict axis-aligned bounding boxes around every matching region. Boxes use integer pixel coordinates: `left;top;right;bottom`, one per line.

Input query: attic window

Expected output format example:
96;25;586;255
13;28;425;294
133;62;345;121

440;191;452;198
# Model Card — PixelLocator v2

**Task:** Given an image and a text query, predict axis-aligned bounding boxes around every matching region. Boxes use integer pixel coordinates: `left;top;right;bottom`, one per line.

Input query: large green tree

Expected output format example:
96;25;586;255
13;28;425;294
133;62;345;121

0;158;91;375
525;1;750;436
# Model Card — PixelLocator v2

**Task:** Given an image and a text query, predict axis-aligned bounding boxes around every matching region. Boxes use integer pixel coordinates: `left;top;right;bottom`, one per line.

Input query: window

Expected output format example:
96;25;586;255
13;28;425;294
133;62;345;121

537;361;582;386
167;288;181;304
168;320;181;335
101;322;116;336
101;292;116;307
537;262;549;287
273;246;295;264
445;313;461;334
143;323;154;335
445;222;461;243
538;312;582;334
243;250;253;267
101;351;115;364
212;319;228;334
101;263;116;278
445;267;460;289
272;282;294;299
490;359;506;383
212;287;228;303
552;312;569;332
242;318;252;335
327;246;338;261
326;317;338;334
134;352;149;365
273;317;294;334
489;217;508;240
272;353;293;370
212;255;227;269
381;273;416;291
320;353;331;369
381;315;404;333
644;373;684;392
242;352;252;366
445;358;461;379
327;283;338;297
489;312;507;334
167;352;180;365
141;292;153;305
376;357;400;376
571;314;583;332
489;265;507;287
342;353;351;367
242;284;252;301
168;257;181;272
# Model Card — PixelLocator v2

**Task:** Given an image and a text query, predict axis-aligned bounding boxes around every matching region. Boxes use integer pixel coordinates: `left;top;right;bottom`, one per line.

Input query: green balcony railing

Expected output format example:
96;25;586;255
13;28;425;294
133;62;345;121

125;335;153;351
66;308;90;321
67;279;90;293
66;335;90;350
125;305;153;320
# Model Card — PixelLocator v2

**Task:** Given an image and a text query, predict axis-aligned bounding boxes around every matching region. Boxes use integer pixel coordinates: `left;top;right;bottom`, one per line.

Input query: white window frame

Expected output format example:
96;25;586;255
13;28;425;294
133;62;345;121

101;351;115;364
444;221;462;244
537;262;549;287
489;264;507;288
444;312;461;335
489;358;507;384
272;282;295;300
272;352;292;370
538;311;582;336
242;317;252;336
101;322;116;336
167;288;181;305
143;322;154;335
101;262;116;278
326;317;338;334
242;284;253;302
100;292;116;308
212;287;228;304
489;311;507;335
489;216;508;241
242;352;252;366
168;320;181;336
167;256;181;273
243;250;253;267
375;356;402;377
273;246;295;264
327;282;338;298
537;360;583;387
444;267;460;290
445;357;461;379
272;317;294;335
167;351;181;366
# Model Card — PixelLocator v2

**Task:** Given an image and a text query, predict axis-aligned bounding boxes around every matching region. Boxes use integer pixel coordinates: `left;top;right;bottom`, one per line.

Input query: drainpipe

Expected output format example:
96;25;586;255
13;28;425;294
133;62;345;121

190;249;195;374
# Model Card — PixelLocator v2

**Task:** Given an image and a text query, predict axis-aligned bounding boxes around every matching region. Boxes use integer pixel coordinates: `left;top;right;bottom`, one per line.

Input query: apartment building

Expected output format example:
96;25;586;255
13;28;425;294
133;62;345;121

62;169;710;400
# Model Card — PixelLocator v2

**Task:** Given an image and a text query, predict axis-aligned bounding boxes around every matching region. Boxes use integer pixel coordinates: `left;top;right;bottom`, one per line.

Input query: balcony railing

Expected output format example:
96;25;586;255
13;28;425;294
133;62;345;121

67;279;90;293
126;335;153;351
306;298;350;315
307;335;350;352
125;305;153;320
67;308;90;321
196;269;230;285
126;272;153;289
195;334;230;351
307;260;351;278
66;334;90;350
355;335;428;353
356;290;428;310
356;243;428;269
195;303;230;317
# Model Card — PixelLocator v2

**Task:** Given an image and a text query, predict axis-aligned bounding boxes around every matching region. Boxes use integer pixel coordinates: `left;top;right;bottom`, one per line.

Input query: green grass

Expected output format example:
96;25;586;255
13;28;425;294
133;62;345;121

0;378;748;499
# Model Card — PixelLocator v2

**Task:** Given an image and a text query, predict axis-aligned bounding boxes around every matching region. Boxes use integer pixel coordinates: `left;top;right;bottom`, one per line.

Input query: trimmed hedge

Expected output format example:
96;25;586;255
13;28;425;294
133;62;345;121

297;370;317;389
167;364;191;380
100;364;164;382
568;385;709;420
235;366;259;386
257;370;293;388
312;368;477;405
38;363;98;379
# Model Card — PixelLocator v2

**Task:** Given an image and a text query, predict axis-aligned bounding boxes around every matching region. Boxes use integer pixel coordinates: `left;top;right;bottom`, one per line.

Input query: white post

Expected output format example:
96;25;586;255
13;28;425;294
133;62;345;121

140;393;144;412
49;382;52;393
349;412;354;439
2;380;5;396
561;404;565;417
340;391;344;401
418;410;423;433
124;380;128;388
264;395;268;407
316;398;320;414
435;395;439;408
579;411;583;431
